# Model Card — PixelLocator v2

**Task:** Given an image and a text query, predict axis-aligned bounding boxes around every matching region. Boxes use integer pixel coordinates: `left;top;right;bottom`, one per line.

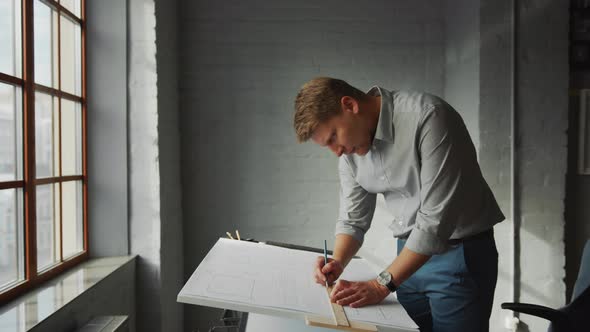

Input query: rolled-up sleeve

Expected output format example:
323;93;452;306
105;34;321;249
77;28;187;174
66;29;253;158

405;105;466;255
335;157;377;245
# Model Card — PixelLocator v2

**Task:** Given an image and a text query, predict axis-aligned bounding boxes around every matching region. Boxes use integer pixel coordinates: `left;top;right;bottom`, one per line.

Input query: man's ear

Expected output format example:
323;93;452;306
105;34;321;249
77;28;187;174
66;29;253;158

340;96;359;114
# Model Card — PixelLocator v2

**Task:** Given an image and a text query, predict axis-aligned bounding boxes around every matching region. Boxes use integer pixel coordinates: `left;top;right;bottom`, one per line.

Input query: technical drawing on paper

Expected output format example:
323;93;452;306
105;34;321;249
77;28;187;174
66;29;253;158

178;238;418;330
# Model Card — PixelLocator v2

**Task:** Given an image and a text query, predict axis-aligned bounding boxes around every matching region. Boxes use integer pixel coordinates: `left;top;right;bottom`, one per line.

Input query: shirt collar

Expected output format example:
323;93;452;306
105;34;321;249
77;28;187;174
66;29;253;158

367;86;394;143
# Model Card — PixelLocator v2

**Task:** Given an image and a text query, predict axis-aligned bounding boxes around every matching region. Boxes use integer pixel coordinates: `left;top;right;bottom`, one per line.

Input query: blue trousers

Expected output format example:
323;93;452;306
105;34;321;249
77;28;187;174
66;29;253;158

396;231;498;332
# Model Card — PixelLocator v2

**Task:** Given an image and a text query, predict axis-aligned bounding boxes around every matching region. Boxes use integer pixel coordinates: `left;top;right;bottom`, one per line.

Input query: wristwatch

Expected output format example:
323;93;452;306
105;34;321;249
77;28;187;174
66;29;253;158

377;270;397;293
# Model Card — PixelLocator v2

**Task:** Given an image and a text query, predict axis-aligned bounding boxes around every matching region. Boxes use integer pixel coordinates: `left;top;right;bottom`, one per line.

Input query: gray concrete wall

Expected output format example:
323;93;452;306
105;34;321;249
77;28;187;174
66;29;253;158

178;1;445;330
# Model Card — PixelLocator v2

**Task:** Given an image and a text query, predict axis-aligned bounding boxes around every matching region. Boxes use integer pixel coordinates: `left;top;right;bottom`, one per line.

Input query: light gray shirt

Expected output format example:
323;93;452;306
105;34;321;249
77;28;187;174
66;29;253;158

335;87;504;255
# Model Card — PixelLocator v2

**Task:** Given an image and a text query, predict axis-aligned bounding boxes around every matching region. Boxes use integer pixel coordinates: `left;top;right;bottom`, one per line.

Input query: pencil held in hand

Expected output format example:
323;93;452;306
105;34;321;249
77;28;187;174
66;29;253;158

314;255;344;286
324;240;329;288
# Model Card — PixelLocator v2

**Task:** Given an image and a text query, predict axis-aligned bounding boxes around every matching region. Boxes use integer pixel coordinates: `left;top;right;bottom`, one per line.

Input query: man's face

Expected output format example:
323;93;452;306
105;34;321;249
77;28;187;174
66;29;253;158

311;97;373;157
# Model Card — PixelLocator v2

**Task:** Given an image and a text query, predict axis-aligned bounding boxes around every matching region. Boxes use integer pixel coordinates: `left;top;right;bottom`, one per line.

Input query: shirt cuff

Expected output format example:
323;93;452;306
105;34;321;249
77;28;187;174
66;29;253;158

404;227;449;255
334;223;366;245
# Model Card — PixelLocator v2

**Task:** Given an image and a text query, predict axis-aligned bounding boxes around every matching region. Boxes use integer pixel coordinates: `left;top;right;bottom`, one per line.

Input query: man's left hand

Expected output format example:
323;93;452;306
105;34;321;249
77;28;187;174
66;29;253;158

329;279;390;308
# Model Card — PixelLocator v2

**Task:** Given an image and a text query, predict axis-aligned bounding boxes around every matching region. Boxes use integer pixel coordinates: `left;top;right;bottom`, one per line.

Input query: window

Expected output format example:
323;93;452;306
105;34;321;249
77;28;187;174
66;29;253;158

0;0;86;304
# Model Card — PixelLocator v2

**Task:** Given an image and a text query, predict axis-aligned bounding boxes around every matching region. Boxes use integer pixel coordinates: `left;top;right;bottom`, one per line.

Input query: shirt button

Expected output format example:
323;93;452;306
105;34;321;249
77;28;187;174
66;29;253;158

397;216;404;225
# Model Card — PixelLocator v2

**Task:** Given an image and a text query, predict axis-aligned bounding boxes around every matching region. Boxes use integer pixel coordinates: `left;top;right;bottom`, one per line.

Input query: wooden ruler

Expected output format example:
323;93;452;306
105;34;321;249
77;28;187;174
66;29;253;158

305;285;377;332
327;285;350;326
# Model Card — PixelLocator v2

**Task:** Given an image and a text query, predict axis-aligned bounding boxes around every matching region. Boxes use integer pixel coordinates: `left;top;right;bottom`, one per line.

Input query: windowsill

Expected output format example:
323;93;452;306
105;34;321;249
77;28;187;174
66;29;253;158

0;255;136;332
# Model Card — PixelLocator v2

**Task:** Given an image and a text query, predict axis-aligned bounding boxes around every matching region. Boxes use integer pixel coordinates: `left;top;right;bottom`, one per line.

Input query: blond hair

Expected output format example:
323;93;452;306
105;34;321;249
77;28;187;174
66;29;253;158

293;77;367;142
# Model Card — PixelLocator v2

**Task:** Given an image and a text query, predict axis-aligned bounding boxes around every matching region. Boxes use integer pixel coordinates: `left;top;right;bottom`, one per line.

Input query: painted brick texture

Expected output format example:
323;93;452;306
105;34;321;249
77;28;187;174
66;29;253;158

515;1;568;331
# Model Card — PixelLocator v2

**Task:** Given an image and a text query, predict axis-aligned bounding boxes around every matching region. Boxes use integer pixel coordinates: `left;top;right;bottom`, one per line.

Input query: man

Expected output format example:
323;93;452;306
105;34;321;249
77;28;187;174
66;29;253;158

293;77;504;332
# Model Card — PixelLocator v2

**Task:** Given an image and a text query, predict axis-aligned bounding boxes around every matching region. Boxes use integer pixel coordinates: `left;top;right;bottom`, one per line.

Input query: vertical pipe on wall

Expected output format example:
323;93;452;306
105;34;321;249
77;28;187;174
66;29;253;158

507;0;520;330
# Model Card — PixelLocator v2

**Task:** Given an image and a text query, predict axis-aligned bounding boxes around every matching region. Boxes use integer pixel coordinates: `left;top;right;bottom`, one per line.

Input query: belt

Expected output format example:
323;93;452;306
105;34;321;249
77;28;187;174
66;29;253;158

447;229;493;246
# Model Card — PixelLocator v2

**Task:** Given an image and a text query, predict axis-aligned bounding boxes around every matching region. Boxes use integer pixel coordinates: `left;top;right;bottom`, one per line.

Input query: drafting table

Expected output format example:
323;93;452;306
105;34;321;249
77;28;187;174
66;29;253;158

244;313;421;332
178;238;418;332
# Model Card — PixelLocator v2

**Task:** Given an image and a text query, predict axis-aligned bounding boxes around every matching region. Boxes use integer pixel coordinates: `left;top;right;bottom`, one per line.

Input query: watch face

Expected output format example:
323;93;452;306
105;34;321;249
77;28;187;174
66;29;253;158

377;271;391;285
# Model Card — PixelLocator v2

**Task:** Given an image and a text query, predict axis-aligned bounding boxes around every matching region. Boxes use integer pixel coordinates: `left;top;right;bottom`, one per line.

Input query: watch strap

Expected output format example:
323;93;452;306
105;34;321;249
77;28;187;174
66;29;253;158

385;278;397;293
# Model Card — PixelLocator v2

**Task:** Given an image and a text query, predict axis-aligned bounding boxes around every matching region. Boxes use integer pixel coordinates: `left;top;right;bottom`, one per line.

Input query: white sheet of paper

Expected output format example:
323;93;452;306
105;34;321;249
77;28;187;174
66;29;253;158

178;238;418;330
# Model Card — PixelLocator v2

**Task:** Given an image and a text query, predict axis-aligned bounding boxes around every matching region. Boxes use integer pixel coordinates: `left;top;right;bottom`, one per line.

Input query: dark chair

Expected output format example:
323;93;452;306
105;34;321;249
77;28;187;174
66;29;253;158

501;240;590;332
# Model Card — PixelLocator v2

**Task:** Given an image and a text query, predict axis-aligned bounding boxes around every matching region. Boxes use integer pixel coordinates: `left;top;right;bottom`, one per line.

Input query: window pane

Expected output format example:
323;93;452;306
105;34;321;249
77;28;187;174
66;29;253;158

35;92;58;178
60;15;81;96
61;99;81;176
34;0;58;88
0;83;23;182
62;181;82;258
0;0;22;77
36;184;60;271
0;188;24;290
60;0;80;18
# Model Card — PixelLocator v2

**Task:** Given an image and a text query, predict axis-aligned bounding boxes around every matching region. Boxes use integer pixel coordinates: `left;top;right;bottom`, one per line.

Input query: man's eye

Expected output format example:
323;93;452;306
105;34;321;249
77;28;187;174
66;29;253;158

329;134;336;144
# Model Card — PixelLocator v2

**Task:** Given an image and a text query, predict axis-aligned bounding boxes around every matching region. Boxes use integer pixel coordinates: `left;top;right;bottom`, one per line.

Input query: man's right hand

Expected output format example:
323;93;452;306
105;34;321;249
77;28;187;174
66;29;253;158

314;256;344;286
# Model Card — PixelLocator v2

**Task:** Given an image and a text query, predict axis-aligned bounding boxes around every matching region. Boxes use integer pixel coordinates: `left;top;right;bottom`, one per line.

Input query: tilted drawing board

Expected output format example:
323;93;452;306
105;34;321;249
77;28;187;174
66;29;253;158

177;238;418;332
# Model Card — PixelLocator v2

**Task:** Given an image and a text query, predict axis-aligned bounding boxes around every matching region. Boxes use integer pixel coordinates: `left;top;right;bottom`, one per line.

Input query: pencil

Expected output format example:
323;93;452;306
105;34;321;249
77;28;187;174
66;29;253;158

226;232;234;240
236;230;241;241
324;240;329;288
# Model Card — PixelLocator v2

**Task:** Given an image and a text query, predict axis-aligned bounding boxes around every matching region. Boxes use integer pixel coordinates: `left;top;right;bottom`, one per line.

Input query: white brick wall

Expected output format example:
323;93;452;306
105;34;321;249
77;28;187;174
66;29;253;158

515;1;568;331
128;1;162;331
479;1;568;331
479;1;515;330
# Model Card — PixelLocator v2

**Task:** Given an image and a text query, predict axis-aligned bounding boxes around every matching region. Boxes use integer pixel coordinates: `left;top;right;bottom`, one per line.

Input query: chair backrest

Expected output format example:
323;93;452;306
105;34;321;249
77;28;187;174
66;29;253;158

572;239;590;301
553;240;590;332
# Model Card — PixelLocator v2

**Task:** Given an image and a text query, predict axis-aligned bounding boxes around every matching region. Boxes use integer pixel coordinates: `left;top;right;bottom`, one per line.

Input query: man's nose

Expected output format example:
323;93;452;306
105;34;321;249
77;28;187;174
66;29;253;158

329;144;343;157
